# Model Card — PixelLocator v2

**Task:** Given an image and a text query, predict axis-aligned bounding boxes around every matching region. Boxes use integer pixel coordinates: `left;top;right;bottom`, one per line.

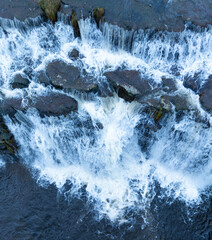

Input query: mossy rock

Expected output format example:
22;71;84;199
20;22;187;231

4;139;16;154
93;7;105;27
39;0;61;23
71;11;81;38
154;107;163;122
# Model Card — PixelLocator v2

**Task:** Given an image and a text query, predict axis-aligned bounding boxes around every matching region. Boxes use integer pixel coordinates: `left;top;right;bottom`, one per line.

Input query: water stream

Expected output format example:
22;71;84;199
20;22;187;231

0;16;211;232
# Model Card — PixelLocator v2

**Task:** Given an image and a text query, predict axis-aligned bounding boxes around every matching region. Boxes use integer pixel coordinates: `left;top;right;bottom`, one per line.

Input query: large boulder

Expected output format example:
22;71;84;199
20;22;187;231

104;70;152;100
46;61;97;92
105;70;195;113
33;93;78;116
1;93;78;117
39;0;61;23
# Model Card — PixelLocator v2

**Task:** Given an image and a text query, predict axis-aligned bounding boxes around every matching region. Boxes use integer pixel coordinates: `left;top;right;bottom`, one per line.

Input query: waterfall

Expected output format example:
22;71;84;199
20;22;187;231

0;16;211;221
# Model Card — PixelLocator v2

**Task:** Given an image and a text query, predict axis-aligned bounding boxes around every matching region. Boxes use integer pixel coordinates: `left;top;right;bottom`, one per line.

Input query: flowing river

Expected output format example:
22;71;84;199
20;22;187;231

0;15;211;239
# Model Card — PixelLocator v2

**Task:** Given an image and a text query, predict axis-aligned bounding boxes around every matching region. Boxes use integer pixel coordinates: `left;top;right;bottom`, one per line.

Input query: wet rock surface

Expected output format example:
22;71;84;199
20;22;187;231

1;93;78;117
104;71;192;112
1;98;23;117
36;71;50;85
46;60;97;91
33;93;78;116
199;76;212;113
71;11;81;38
162;77;177;93
0;116;16;154
104;70;152;99
68;49;80;60
12;74;30;89
39;0;61;23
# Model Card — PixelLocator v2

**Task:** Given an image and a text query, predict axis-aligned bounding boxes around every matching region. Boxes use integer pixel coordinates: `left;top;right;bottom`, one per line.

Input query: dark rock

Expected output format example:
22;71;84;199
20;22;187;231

0;115;17;154
46;61;97;91
36;71;50;85
1;93;78;117
93;7;105;27
162;94;191;111
39;0;61;23
162;77;177;92
105;71;193;112
104;70;152;101
0;131;13;142
199;76;212;113
154;107;163;122
33;93;78;116
0;0;42;21
1;98;23;117
71;11;80;38
68;49;80;60
116;86;135;102
12;74;30;89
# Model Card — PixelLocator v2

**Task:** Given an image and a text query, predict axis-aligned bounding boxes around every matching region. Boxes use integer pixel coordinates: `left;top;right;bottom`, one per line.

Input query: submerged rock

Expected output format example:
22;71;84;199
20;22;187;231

39;0;61;23
199;76;212;113
46;61;97;92
68;49;80;60
12;74;30;89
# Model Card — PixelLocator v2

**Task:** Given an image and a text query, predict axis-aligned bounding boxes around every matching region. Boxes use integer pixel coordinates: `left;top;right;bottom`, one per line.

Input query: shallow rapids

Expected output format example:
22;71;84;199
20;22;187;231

0;16;212;221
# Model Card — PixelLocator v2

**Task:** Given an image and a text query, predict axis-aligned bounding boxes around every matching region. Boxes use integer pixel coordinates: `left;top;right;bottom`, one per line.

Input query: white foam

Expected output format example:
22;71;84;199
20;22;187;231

5;95;212;220
0;157;5;168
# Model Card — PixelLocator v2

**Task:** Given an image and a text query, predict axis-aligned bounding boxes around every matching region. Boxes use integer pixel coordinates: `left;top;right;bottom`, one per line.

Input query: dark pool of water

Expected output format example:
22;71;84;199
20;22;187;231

0;161;211;240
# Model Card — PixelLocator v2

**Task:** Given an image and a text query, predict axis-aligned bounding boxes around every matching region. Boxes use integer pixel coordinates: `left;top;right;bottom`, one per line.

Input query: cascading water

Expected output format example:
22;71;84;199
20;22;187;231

0;16;212;227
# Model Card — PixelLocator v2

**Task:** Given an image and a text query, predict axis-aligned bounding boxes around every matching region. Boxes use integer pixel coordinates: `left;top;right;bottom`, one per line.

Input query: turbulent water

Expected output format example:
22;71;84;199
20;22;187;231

0;15;212;228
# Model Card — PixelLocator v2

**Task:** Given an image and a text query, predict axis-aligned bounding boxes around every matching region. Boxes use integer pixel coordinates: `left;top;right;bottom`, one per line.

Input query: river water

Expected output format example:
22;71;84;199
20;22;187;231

0;16;211;239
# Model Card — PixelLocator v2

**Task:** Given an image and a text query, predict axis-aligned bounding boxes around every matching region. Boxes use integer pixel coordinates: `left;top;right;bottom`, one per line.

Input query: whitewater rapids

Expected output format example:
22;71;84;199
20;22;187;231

0;16;211;221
